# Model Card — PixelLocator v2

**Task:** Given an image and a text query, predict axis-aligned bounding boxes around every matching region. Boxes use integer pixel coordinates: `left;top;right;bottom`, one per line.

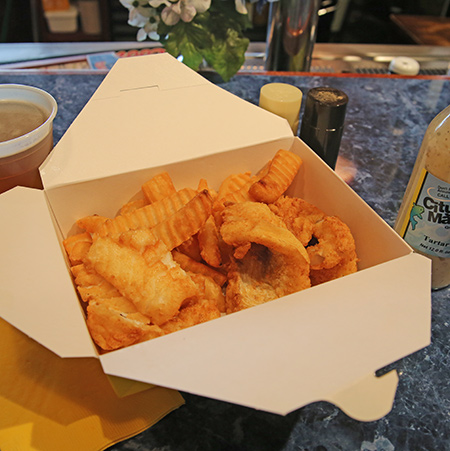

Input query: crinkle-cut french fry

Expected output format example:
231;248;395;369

87;300;164;351
141;171;176;203
159;298;221;335
86;236;198;325
76;215;109;234
151;189;213;251
172;249;227;286
197;178;208;192
198;215;222;268
197;178;218;201
119;198;147;216
217;171;253;199
212;174;257;222
63;232;93;265
98;187;197;237
249;149;302;203
176;235;202;262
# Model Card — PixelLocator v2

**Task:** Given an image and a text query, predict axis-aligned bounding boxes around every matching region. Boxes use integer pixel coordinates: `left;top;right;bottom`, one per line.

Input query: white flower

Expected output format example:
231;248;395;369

234;0;248;14
128;8;150;27
136;10;160;40
150;0;211;26
148;0;171;7
120;0;152;18
120;0;160;41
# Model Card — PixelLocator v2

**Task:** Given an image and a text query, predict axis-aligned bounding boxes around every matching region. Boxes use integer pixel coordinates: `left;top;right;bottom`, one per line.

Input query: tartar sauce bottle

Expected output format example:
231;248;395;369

395;104;450;290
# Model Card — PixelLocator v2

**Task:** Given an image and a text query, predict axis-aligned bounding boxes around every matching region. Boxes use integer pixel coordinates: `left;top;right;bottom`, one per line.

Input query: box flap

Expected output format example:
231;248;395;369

40;53;293;188
99;253;431;416
0;187;97;358
325;370;399;422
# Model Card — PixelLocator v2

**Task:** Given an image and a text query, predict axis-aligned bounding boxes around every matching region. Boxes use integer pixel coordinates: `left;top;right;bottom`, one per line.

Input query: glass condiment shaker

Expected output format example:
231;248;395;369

395;104;450;290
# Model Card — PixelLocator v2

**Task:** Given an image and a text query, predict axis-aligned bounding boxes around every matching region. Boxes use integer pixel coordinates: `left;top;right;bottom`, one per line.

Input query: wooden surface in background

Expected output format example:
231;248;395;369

390;14;450;46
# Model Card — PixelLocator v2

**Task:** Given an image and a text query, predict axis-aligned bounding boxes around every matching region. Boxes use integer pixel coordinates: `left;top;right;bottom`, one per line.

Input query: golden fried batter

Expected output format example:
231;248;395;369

307;216;358;270
220;202;310;313
270;196;358;285
269;196;326;247
86;236;198;325
160;299;221;334
87;299;164;351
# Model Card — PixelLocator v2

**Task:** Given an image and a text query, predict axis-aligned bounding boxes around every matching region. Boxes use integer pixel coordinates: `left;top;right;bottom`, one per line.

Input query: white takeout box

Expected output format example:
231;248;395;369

0;54;431;421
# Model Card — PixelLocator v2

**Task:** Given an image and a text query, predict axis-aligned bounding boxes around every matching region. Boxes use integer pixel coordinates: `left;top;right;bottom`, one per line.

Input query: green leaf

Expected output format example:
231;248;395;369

203;29;249;82
164;22;210;71
155;3;251;81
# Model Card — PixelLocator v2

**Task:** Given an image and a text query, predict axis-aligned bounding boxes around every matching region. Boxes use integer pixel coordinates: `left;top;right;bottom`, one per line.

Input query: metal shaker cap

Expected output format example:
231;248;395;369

302;87;348;130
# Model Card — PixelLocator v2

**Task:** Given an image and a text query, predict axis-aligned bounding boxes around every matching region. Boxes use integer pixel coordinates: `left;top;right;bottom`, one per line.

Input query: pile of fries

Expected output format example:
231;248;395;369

63;149;358;351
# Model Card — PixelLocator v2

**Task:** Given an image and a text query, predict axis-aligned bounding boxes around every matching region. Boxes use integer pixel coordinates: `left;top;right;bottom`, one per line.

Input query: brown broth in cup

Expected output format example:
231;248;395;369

0;100;49;143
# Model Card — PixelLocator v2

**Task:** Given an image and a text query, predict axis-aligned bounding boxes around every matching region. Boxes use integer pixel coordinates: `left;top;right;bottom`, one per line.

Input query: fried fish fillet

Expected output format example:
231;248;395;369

160;298;221;335
86;236;198;325
87;298;164;351
220;202;310;313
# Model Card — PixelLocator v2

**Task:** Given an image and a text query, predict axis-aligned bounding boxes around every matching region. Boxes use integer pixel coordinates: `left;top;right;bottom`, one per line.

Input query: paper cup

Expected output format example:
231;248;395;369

0;84;57;194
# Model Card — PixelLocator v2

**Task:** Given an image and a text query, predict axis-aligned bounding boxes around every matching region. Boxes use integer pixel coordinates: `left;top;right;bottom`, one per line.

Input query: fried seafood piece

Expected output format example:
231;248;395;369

63;232;93;265
310;257;358;286
306;216;358;271
86;235;199;325
188;272;226;313
220;202;310;313
249;149;302;204
87;298;164;351
220;201;310;263
160;299;221;335
269;196;326;247
270;196;358;285
71;263;121;303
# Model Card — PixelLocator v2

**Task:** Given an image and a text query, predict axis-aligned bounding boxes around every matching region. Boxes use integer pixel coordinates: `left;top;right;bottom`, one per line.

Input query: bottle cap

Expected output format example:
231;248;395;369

302;87;348;131
259;83;303;134
388;57;420;75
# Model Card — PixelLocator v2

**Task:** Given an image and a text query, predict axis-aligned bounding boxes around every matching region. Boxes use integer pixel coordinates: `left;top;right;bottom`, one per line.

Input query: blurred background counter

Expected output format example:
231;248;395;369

2;0;450;75
0;66;448;450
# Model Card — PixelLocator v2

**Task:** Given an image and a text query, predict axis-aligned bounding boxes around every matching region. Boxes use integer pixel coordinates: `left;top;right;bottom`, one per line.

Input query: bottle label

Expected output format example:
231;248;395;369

399;169;450;258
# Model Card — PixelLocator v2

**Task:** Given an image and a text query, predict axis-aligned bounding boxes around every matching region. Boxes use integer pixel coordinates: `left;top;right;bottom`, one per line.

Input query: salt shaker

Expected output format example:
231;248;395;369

259;83;303;134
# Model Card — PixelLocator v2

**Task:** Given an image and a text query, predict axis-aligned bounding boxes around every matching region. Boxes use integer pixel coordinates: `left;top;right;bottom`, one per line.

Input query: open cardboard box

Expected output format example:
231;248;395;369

0;54;431;421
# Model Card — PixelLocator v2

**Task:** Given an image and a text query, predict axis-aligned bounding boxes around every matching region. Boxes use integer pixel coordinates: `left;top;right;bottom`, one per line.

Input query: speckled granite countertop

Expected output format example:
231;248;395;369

1;70;449;451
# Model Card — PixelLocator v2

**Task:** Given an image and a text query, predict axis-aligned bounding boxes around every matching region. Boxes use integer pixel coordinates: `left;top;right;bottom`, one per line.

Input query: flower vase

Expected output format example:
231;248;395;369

265;0;320;72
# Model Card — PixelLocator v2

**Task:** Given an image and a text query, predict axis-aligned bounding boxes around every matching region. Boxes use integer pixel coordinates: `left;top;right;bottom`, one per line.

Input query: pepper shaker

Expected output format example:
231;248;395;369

299;87;348;169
